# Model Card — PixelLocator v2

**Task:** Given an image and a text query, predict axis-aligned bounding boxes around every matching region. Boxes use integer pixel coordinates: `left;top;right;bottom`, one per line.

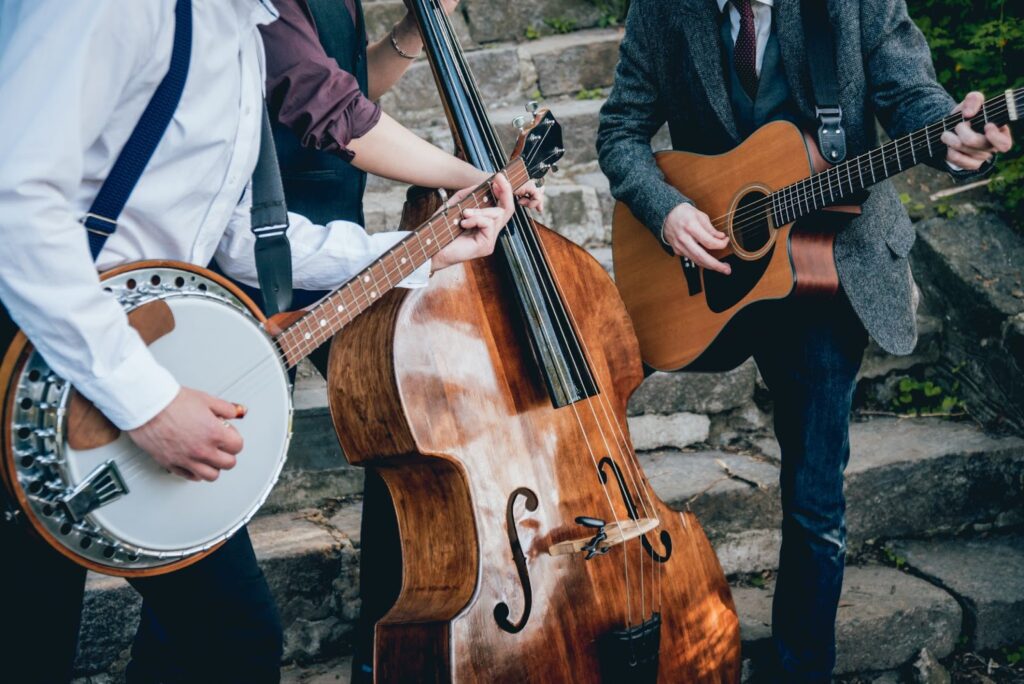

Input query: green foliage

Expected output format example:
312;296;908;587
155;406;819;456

587;0;631;28
524;26;541;41
908;0;1024;225
891;376;965;416
1005;644;1024;665
543;16;577;35
883;547;908;570
575;87;604;101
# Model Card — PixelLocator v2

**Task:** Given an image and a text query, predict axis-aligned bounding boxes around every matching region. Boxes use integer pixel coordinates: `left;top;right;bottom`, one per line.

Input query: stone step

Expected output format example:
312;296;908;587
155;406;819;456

886;534;1024;651
75;418;1023;677
76;507;363;677
378;30;623;130
644;417;1024;575
735;564;962;678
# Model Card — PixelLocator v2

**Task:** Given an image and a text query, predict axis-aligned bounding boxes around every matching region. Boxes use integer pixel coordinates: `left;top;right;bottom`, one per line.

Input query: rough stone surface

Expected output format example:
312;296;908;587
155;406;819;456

461;0;603;44
522;29;621;97
733;566;961;675
628;360;758;416
648;418;1024;574
363;1;475;49
281;656;353;683
913;213;1024;432
75;509;363;677
888;535;1024;650
911;648;951;684
537;183;607;245
628;412;710;451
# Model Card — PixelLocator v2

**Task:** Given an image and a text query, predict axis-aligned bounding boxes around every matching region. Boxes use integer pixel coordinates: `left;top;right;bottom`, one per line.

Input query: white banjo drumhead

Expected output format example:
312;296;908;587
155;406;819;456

63;295;291;553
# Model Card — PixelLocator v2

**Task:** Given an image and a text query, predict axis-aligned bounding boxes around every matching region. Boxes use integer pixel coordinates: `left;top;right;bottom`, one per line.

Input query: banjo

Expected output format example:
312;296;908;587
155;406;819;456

0;110;562;577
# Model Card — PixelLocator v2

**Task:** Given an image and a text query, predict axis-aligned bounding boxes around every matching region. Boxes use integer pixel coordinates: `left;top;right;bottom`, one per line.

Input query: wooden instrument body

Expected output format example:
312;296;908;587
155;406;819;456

612;121;844;372
327;209;740;682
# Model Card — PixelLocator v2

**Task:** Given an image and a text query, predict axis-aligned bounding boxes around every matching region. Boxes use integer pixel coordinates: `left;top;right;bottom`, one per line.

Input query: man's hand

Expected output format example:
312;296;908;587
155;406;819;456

661;203;732;275
128;387;245;482
943;91;1014;170
431;172;515;272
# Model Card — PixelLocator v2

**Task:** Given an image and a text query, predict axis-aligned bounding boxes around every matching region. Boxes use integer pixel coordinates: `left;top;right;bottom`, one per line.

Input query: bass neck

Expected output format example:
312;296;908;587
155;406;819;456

773;87;1023;226
268;160;528;368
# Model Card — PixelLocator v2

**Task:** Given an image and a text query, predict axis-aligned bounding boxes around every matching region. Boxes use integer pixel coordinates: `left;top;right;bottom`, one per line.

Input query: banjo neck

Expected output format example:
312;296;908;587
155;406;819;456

269;159;529;368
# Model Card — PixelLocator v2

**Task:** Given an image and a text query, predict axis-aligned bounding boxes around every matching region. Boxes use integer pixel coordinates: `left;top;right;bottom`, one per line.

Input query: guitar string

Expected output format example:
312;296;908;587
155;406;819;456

715;97;1015;233
430;1;666;622
702;99;1014;243
427;0;651;626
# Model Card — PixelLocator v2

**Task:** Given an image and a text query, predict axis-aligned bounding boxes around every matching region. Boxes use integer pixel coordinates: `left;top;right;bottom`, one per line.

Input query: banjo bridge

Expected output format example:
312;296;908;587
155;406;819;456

58;459;129;523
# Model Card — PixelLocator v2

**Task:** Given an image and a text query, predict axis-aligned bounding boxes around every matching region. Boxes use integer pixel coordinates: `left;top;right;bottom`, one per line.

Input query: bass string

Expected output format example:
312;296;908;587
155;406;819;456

428;0;663;623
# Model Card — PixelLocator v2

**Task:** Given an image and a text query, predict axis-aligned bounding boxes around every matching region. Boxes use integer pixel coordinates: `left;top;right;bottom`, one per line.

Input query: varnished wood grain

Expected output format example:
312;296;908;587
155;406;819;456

612;121;843;372
326;220;740;682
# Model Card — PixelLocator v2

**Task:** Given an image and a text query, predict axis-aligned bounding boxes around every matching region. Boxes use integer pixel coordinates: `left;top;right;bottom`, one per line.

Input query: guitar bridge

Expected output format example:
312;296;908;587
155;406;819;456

58;460;129;522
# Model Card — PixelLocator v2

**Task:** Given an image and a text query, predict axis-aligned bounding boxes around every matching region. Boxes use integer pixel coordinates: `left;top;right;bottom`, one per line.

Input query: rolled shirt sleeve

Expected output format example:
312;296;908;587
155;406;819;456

260;0;381;160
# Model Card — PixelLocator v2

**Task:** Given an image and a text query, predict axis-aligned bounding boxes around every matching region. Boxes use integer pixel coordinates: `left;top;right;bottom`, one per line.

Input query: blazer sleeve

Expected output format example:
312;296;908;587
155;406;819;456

596;0;689;243
860;0;993;181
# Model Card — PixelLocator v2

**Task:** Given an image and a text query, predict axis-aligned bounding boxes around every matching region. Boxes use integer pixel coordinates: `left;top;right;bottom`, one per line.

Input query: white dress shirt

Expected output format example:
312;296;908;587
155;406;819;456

717;0;774;76
0;0;427;430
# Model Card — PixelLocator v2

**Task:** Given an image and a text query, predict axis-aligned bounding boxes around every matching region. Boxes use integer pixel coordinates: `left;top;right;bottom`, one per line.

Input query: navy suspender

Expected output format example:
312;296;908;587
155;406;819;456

83;0;192;260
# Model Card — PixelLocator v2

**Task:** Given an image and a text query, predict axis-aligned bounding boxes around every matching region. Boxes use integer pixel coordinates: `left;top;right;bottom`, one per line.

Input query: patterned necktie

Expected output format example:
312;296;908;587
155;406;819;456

733;0;759;98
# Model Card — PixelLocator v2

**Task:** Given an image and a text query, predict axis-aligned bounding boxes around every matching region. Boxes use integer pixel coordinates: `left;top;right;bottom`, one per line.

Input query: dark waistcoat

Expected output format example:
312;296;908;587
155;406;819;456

272;0;369;226
720;10;798;140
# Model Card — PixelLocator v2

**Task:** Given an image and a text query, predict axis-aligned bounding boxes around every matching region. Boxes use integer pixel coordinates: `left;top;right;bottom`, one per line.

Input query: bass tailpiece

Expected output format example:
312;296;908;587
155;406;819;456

599;612;662;683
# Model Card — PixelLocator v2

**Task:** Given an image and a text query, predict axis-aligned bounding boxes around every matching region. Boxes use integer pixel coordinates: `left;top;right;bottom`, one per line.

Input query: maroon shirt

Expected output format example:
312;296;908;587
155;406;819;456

260;0;382;161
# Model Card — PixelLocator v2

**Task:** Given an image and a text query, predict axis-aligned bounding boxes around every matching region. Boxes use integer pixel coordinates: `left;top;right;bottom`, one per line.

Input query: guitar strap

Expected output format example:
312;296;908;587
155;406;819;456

81;0;192;259
249;105;293;316
801;0;847;164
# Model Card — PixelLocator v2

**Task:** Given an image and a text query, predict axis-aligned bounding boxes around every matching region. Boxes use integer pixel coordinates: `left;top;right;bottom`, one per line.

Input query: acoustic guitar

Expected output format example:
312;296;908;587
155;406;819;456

0;115;560;576
612;87;1022;372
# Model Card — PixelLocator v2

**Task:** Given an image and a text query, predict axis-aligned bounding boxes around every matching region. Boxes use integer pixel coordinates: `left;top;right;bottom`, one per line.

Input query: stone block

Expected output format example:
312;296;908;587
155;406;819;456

462;0;603;44
888;535;1024;650
522;29;622;97
363;1;475;49
628;360;758;416
733;565;961;675
627;412;710;450
537;183;607;245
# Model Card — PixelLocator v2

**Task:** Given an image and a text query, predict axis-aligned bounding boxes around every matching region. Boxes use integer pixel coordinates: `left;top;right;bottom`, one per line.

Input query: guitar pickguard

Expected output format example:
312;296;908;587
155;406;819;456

702;243;775;313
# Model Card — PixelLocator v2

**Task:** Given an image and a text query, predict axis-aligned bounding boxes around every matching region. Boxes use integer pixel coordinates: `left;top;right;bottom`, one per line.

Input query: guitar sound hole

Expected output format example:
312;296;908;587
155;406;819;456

731;190;773;256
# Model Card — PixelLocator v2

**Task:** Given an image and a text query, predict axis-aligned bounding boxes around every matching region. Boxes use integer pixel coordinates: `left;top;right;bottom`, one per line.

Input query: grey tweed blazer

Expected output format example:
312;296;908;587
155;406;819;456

597;0;970;356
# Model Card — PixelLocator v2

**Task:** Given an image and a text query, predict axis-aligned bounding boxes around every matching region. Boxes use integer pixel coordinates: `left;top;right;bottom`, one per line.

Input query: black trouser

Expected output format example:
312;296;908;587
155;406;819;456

0;304;283;683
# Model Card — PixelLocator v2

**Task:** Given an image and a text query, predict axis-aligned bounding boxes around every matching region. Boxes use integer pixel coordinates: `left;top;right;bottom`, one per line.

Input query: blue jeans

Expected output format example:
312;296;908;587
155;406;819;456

752;292;867;683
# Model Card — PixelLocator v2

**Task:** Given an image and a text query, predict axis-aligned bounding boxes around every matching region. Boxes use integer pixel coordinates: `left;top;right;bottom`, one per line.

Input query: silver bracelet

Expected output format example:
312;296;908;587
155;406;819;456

389;26;419;60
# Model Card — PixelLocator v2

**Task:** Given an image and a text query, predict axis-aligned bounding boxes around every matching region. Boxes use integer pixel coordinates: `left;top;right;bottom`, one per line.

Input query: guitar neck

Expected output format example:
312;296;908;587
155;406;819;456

772;87;1023;226
272;158;529;368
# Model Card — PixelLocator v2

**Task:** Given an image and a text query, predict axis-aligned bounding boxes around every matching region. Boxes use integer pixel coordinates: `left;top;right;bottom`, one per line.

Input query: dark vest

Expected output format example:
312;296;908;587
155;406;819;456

272;0;369;226
720;10;798;140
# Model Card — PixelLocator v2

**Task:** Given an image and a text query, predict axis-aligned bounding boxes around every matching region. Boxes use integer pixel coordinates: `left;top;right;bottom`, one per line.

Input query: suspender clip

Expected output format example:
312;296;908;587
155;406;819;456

81;212;118;236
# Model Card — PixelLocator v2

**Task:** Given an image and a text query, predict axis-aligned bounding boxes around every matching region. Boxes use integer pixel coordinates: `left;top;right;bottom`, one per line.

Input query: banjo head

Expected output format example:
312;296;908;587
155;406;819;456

6;264;292;573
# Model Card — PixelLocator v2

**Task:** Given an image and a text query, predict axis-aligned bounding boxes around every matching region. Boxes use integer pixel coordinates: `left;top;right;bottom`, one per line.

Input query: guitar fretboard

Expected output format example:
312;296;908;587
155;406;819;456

770;87;1022;227
274;158;530;367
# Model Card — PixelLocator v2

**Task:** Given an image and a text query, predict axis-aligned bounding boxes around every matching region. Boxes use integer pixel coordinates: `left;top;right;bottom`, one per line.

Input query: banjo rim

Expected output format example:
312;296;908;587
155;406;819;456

1;260;273;578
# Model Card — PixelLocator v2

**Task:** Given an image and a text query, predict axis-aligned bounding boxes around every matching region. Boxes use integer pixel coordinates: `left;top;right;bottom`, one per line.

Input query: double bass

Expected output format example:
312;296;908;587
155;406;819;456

325;2;742;680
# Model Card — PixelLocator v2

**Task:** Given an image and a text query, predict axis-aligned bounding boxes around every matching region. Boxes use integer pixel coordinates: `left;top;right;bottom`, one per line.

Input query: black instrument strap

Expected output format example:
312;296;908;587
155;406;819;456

801;0;847;163
250;104;293;316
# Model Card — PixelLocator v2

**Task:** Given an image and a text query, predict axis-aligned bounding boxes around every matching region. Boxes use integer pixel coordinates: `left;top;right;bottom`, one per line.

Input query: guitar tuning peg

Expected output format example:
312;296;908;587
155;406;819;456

550;164;559;174
526;100;540;114
511;114;529;132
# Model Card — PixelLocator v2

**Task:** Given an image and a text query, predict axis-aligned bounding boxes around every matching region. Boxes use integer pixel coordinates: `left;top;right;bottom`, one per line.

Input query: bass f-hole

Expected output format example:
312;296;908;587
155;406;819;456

493;486;538;634
598;456;672;563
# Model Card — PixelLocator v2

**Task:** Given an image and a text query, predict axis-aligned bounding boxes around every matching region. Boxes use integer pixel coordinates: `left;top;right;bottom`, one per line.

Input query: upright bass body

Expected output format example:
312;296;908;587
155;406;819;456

326;214;740;681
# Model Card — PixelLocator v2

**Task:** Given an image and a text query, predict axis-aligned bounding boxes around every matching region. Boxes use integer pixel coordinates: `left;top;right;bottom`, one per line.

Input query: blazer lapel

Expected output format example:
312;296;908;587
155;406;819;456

773;0;817;122
677;0;740;142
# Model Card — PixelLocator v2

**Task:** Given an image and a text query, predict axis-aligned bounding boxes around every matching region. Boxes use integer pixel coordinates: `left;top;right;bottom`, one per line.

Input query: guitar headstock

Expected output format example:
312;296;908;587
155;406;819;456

513;109;565;181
